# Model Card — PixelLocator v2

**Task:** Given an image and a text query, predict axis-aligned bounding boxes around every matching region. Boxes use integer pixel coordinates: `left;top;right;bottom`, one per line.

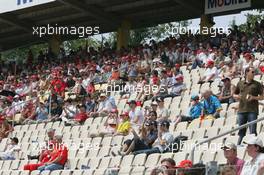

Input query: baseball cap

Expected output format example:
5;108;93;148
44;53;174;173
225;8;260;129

207;60;214;66
151;101;158;106
47;128;55;133
120;111;129;116
127;100;136;105
111;109;118;113
221;142;237;150
191;95;199;101
175;160;193;169
175;74;184;81
221;77;231;82
100;93;107;97
158;120;170;127
243;137;263;147
55;135;63;140
156;97;164;103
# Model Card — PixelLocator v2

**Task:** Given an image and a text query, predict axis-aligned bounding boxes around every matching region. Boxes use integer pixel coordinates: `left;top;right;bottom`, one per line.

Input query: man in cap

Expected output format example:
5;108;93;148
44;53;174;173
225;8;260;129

38;135;68;172
198;59;218;84
0;137;20;160
218;77;235;104
221;142;244;175
174;94;203;124
201;89;222;119
241;137;264;175
127;100;144;128
168;74;187;98
90;92;115;118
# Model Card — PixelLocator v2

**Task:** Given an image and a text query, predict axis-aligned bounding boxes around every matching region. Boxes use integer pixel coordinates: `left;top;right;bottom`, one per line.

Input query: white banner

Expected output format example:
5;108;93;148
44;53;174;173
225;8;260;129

0;0;55;14
205;0;251;14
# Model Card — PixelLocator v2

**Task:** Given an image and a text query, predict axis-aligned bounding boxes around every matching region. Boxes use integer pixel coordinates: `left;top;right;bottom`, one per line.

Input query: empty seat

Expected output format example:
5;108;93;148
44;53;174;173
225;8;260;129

76;158;89;169
101;137;112;147
72;170;84;175
202;151;216;163
132;154;147;166
192;128;206;140
111;136;124;146
174;151;188;164
215;150;226;165
120;155;134;168
88;157;101;169
108;156;122;168
67;158;79;170
205;127;219;138
50;170;63;175
93;169;106;175
188;119;201;130
200;119;213;128
145;153;160;168
98;156;111;169
97;146;110;157
175;122;188;132
118;167;132;175
131;166;146;175
225;136;239;145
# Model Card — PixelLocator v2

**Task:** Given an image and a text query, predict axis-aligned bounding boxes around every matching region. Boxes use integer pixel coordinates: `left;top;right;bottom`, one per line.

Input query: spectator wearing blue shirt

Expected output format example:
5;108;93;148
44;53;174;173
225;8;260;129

201;90;222;119
85;94;95;114
174;95;203;124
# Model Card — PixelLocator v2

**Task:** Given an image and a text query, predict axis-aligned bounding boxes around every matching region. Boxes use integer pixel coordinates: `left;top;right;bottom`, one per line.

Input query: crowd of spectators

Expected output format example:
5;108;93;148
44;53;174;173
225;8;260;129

0;20;263;174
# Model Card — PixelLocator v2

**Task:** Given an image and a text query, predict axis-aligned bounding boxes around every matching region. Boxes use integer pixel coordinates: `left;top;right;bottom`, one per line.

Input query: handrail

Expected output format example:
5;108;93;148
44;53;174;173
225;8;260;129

190;116;264;162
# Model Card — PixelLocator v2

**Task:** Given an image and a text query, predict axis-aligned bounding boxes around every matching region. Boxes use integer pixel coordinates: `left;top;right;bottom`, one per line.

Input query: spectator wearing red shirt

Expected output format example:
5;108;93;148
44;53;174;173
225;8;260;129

64;104;88;126
24;142;54;171
50;77;66;97
38;135;68;172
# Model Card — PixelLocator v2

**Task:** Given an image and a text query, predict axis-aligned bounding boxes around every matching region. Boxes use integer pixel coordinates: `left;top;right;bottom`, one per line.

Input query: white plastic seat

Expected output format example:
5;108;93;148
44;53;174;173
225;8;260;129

120;155;134;168
132;154;147;166
108;156;122;168
131;166;145;175
145;153;160;168
98;156;111;169
118;167;132;175
174;151;188;164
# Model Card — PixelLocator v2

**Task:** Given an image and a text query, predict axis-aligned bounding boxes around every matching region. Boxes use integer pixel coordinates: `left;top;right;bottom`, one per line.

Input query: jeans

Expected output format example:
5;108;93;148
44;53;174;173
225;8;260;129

237;112;257;145
133;147;160;155
38;163;64;172
192;59;203;69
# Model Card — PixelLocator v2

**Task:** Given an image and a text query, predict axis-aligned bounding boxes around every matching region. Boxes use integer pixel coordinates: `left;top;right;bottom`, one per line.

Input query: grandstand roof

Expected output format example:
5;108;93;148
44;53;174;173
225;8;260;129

0;0;263;51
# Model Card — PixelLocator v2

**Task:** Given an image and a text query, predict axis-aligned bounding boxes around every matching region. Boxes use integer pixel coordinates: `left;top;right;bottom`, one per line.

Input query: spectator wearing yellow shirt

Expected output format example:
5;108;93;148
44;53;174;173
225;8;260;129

114;112;131;136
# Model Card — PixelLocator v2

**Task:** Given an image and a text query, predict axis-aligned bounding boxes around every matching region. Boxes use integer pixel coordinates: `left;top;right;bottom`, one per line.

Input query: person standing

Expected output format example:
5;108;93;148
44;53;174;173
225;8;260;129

233;67;263;145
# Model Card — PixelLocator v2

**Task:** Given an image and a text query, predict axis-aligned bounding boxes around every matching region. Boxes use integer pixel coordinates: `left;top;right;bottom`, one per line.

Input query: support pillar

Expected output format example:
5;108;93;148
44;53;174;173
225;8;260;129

48;35;61;56
117;20;131;50
200;14;215;35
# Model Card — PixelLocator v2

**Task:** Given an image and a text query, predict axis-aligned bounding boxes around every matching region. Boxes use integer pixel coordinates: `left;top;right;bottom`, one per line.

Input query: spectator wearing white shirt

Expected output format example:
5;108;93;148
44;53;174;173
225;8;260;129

128;100;144;128
11;95;24;114
0;137;20;160
90;93;115;118
198;60;218;84
241;137;264;175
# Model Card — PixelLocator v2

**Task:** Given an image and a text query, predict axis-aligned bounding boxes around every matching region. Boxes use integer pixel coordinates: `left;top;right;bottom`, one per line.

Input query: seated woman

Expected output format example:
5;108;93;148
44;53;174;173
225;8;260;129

114;118;158;156
98;109;118;137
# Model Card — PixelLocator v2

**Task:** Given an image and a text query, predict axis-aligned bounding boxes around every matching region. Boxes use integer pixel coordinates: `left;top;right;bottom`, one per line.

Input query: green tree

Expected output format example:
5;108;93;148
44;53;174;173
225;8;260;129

238;13;264;35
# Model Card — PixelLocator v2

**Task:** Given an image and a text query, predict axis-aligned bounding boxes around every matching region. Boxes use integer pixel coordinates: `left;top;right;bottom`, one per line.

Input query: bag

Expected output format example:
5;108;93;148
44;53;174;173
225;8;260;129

171;135;188;153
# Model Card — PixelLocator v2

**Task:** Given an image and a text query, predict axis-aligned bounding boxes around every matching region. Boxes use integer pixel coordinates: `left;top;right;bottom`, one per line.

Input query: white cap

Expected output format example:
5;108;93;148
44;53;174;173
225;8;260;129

243;137;263;147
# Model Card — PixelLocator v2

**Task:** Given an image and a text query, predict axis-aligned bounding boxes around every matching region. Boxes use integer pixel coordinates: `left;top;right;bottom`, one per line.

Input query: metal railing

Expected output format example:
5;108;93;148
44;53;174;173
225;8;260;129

190;115;264;162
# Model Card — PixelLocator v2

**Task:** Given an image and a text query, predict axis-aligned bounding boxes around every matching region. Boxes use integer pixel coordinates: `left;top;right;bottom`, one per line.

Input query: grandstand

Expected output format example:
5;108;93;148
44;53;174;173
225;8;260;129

1;0;264;175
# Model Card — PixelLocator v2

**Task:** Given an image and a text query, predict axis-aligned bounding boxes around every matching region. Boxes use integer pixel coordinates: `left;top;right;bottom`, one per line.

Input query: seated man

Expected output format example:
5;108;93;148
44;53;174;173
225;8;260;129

201;90;222;119
133;120;173;155
174;95;203;124
90;93;115;118
24;142;54;172
221;142;244;175
218;77;235;104
0;137;20;160
64;104;88;125
38;135;68;172
198;60;218;84
98;109;118;137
